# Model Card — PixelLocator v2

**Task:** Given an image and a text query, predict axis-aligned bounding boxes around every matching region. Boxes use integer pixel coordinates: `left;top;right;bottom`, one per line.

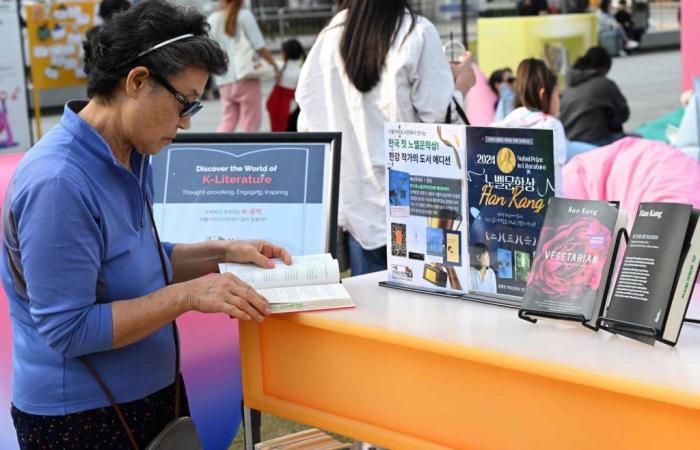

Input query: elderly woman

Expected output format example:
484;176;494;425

2;1;290;448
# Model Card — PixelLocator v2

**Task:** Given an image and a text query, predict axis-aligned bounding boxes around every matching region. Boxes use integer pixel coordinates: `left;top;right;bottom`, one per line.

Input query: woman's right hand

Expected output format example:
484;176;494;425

182;273;270;321
451;51;477;96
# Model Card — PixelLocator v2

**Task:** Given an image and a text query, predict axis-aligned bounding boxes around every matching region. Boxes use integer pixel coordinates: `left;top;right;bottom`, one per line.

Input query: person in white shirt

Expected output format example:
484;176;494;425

295;0;476;276
492;58;566;197
470;242;497;293
208;0;279;132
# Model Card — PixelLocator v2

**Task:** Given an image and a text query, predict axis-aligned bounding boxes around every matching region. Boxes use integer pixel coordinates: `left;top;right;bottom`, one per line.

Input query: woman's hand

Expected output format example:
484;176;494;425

183;273;270;321
451;51;477;96
223;239;292;268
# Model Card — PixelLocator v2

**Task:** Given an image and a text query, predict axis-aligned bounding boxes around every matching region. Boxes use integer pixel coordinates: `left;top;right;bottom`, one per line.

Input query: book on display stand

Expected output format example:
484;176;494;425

380;122;557;309
519;200;700;345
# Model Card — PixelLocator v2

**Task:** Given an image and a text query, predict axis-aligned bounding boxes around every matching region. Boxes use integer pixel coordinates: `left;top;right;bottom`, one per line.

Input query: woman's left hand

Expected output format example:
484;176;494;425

223;240;292;268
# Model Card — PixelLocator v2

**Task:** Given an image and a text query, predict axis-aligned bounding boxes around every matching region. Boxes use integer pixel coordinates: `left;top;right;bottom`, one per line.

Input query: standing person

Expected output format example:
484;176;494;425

492;58;566;196
4;1;291;448
208;0;280;132
266;38;305;132
559;46;630;146
295;0;476;276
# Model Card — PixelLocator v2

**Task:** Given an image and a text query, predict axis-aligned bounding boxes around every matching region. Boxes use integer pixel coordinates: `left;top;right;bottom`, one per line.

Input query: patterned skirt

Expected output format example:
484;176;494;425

11;378;190;450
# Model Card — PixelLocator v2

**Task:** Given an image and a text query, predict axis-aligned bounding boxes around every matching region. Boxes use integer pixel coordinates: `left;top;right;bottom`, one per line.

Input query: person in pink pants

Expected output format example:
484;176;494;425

208;0;279;132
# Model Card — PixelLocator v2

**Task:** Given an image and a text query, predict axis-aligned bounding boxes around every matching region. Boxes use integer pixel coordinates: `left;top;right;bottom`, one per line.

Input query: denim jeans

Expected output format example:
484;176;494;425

347;233;387;276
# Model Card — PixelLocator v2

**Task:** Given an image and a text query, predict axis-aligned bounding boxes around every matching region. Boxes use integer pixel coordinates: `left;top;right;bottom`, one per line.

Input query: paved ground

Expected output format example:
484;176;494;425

38;49;683;136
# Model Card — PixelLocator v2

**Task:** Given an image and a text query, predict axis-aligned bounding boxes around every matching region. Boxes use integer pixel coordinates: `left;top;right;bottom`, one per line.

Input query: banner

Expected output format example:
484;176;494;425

25;1;97;90
0;0;31;152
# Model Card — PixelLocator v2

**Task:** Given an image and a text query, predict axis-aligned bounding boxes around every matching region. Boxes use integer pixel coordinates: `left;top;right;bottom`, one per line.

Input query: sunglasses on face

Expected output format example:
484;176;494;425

506;76;516;84
148;70;203;118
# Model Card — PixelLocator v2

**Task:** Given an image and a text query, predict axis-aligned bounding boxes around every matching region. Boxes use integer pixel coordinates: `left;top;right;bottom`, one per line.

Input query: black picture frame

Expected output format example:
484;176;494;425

151;132;342;258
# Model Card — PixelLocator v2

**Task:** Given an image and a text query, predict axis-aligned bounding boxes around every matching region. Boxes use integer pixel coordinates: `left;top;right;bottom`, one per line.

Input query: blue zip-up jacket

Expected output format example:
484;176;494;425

1;101;177;415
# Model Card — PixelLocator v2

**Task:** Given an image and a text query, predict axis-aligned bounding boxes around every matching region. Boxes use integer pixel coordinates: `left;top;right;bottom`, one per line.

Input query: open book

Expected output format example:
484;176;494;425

219;253;355;313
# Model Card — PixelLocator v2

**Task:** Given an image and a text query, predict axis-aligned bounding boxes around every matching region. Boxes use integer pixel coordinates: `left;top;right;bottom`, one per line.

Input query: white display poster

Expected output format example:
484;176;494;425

151;135;340;256
0;0;32;152
385;122;468;294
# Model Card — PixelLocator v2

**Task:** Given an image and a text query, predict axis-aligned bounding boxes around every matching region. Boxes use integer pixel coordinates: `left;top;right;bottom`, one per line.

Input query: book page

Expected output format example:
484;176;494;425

218;253;332;273
259;284;354;313
220;258;339;289
260;283;350;303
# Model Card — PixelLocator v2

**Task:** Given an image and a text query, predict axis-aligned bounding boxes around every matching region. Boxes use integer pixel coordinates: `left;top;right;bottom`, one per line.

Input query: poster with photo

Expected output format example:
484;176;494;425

0;0;31;152
385;122;468;293
466;126;555;299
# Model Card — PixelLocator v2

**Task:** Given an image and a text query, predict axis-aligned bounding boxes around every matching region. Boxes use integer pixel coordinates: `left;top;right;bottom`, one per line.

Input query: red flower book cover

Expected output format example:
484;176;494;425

522;198;622;321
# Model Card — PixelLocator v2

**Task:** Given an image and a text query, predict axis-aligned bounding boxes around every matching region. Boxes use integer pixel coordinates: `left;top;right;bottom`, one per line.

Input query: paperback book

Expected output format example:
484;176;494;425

520;198;626;326
602;203;700;345
219;253;354;313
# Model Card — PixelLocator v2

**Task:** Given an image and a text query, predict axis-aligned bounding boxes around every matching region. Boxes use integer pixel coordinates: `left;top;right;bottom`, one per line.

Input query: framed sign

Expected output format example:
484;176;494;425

151;133;341;257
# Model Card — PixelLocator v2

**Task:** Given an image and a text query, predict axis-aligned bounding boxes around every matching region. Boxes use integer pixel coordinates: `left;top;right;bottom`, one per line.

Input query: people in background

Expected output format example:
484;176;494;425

492;58;566;196
560;46;630;146
4;2;290;448
208;0;279;132
597;0;638;56
296;0;475;276
615;0;643;43
470;243;497;293
489;67;516;121
86;0;130;40
517;0;549;16
266;38;305;132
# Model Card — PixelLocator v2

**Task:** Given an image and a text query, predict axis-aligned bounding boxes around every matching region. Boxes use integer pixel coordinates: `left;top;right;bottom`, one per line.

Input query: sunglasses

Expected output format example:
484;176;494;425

506;76;516;84
148;70;203;118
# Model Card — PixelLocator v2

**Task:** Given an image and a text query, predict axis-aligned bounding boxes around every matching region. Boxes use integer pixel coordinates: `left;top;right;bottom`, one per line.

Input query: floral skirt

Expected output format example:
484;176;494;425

11;378;190;450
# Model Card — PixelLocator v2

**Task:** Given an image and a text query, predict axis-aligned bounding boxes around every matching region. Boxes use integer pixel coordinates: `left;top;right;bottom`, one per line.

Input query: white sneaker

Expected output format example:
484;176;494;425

617;49;628;57
625;40;640;50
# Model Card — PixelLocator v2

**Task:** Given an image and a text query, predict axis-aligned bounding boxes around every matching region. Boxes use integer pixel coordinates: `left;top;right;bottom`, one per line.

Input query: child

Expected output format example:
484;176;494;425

266;39;305;131
492;58;566;196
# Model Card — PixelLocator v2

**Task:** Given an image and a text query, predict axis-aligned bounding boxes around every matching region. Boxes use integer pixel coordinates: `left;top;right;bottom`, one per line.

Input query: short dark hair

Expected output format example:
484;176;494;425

98;0;130;21
471;242;490;266
573;46;612;72
514;58;558;114
599;0;611;11
83;0;228;99
282;39;305;61
488;68;512;95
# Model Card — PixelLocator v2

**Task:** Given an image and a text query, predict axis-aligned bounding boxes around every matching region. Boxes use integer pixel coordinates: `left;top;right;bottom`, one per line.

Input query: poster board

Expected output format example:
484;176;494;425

0;0;32;152
151;133;341;257
25;1;97;90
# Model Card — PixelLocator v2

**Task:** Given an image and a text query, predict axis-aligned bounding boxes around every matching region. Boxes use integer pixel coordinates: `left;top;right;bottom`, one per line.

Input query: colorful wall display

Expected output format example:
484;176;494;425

0;0;32;152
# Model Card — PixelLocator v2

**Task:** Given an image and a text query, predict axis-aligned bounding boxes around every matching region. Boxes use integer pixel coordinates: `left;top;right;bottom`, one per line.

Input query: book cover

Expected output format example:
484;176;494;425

466;126;556;298
606;203;693;332
521;198;621;322
385;122;468;293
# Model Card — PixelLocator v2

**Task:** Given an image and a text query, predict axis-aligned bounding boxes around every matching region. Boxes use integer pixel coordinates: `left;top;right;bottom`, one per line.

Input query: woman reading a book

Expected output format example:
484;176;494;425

1;2;290;448
470;243;498;293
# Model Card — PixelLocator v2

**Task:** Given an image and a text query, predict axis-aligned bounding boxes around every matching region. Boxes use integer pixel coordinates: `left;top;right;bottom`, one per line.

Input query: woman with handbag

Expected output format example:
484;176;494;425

2;1;290;449
295;0;476;276
208;0;279;132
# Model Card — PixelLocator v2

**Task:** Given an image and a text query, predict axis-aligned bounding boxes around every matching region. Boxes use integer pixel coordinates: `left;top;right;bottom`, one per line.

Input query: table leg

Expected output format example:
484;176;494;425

242;405;262;450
